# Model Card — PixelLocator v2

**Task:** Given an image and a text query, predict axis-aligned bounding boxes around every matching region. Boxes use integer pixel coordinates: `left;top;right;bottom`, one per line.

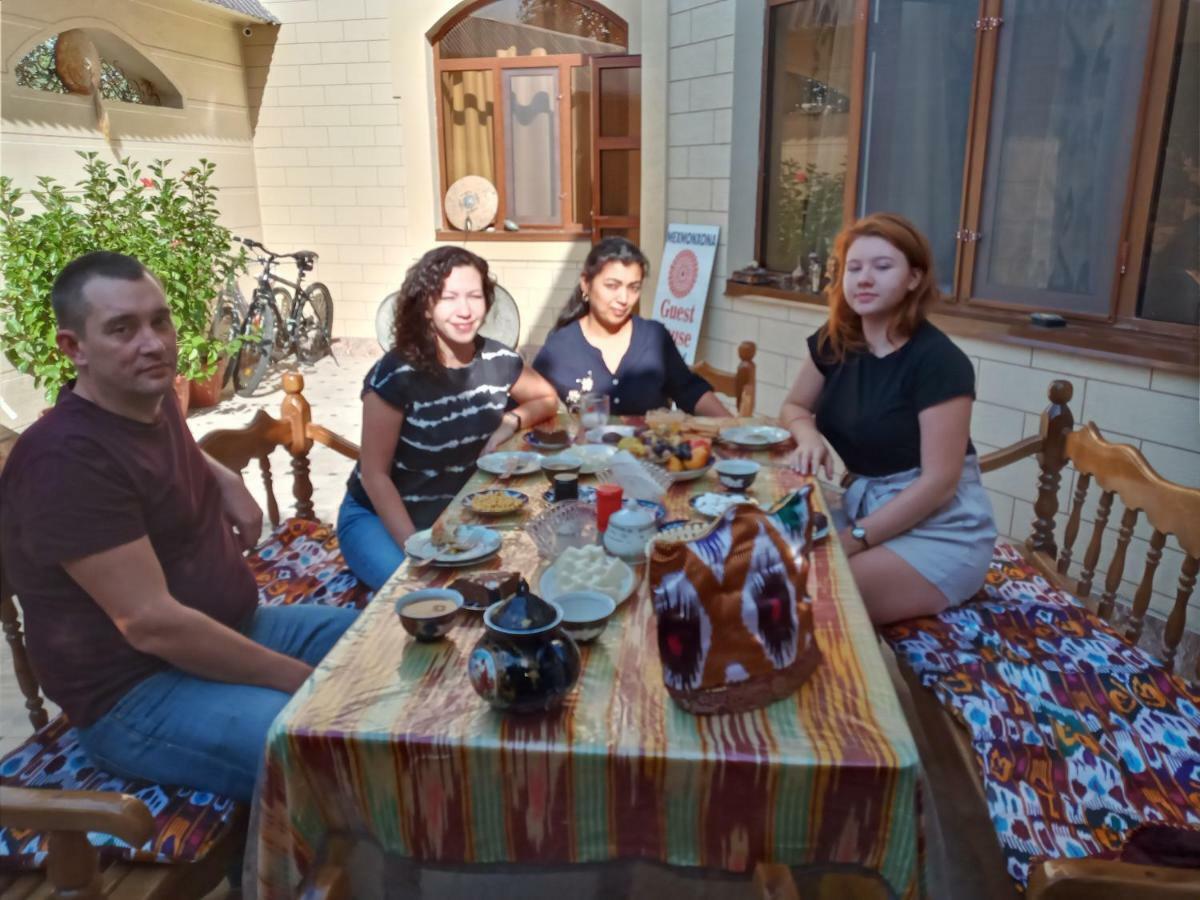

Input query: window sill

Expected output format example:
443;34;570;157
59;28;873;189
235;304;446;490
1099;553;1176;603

435;229;591;243
724;279;1199;373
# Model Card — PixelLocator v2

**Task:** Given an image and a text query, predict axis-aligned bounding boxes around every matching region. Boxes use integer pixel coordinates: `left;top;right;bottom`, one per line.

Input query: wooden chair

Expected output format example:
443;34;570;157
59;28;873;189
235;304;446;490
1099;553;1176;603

693;340;757;416
0;373;357;900
896;379;1200;900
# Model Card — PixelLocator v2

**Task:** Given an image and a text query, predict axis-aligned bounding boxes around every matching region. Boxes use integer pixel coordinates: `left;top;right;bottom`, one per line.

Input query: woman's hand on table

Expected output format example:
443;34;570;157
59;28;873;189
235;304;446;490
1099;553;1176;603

787;433;832;479
483;413;520;454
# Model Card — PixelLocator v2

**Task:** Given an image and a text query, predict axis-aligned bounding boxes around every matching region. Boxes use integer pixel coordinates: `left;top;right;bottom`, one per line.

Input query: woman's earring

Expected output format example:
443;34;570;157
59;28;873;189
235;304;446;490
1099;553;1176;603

582;293;590;304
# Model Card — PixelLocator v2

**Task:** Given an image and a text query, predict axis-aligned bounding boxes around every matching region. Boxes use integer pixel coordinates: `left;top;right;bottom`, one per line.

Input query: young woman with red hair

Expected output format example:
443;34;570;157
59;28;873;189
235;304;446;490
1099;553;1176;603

780;213;996;624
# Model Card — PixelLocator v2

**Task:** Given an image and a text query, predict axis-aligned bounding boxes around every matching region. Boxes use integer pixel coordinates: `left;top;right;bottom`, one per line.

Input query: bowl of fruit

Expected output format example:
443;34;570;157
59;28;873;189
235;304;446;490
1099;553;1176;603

617;430;713;482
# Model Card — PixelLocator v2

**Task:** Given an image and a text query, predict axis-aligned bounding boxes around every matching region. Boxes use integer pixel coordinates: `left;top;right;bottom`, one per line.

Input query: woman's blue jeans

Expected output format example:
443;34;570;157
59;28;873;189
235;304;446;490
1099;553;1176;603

76;604;357;804
336;491;406;590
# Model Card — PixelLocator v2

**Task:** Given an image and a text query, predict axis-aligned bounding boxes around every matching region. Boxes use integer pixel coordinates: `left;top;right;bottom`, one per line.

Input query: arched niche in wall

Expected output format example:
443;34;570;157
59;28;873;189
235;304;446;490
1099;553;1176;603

14;28;183;109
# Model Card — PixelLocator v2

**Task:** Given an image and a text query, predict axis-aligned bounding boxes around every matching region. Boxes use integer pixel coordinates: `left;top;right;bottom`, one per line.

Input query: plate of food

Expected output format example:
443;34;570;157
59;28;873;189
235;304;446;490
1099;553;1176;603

586;424;639;444
540;485;667;521
524;425;571;450
477;451;540;477
689;491;759;519
614;432;713;475
404;523;502;565
462;488;529;517
717;424;791;448
538;544;636;606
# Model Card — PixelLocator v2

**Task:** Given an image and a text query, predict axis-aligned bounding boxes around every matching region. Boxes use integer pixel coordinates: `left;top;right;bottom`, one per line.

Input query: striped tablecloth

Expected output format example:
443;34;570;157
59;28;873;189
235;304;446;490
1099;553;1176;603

254;431;923;898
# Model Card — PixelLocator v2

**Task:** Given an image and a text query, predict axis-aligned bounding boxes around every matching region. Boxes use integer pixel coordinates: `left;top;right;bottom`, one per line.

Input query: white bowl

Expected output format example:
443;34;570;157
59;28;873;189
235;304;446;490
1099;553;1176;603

553;590;617;642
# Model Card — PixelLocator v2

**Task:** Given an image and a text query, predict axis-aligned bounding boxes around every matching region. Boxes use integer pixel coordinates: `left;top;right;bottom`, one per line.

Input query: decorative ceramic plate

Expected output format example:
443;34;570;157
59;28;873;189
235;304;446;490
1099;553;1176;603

718;424;791;448
540;485;667;521
404;525;502;565
477;451;540;476
539;554;636;606
462;488;529;516
689;492;759;518
643;459;714;483
524;430;571;450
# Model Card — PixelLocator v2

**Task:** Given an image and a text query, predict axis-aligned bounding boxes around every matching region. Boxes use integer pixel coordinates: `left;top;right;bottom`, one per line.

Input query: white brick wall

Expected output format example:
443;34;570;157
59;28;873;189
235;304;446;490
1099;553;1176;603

254;0;404;340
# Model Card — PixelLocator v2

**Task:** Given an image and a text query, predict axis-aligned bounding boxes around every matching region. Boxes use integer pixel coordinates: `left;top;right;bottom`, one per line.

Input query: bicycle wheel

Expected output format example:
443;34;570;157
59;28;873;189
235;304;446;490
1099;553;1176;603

295;282;334;363
209;303;240;387
233;301;278;396
270;288;293;362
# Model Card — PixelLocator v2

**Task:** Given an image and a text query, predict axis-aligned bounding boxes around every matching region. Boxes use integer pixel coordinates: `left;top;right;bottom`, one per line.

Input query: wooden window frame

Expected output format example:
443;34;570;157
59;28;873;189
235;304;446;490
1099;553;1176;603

430;1;630;243
730;0;1198;369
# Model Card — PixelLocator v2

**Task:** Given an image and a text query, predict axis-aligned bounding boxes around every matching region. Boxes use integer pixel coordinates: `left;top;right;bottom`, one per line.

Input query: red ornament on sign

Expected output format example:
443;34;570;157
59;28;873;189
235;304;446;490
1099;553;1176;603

668;249;699;299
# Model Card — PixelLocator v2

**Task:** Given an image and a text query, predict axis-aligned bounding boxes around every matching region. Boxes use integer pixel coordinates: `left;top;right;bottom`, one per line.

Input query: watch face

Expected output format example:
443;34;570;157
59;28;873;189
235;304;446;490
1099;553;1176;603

851;526;866;540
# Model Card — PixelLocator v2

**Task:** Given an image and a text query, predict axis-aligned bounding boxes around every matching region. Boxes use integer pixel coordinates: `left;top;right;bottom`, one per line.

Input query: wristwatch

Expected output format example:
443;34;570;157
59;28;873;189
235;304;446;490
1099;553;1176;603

850;522;870;549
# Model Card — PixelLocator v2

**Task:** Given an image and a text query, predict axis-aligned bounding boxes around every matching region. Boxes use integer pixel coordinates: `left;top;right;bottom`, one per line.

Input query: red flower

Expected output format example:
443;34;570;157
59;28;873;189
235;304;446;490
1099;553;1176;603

140;178;156;188
793;172;808;184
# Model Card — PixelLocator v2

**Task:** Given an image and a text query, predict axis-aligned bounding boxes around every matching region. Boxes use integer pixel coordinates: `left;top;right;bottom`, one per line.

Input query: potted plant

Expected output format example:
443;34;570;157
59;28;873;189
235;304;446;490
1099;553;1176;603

0;151;245;412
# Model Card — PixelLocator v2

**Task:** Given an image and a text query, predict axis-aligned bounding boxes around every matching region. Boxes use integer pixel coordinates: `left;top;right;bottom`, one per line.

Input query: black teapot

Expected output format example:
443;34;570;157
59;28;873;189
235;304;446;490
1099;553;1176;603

467;579;581;713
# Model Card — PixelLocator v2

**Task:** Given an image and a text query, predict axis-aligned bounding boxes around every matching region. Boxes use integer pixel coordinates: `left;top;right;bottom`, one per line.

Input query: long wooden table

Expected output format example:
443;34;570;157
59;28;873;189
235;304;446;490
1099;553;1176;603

253;428;924;898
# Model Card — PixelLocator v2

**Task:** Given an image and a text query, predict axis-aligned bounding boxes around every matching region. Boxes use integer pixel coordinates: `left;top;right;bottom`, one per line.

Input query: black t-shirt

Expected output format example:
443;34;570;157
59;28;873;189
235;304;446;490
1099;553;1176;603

0;387;258;727
807;321;976;477
346;337;524;529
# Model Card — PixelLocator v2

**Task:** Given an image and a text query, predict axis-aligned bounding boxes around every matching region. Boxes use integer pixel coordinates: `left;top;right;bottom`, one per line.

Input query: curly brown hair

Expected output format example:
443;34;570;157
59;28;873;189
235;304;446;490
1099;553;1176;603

818;212;939;363
390;246;496;375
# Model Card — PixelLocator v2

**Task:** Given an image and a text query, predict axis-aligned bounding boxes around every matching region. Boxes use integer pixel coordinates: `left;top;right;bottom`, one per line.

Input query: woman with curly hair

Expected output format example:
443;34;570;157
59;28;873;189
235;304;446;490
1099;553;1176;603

337;247;558;589
780;213;995;625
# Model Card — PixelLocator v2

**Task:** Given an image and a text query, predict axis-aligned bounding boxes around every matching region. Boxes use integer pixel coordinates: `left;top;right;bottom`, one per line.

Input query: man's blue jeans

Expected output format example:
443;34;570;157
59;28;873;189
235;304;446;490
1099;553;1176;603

76;604;357;804
336;491;406;590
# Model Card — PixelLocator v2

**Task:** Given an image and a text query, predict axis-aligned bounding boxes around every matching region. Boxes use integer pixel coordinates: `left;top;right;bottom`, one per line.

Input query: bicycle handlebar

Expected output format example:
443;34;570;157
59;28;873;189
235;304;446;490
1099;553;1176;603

235;236;315;263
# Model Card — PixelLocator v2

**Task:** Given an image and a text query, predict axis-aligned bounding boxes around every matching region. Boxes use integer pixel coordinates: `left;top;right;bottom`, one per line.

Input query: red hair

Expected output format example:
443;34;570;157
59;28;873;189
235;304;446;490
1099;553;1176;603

817;212;939;362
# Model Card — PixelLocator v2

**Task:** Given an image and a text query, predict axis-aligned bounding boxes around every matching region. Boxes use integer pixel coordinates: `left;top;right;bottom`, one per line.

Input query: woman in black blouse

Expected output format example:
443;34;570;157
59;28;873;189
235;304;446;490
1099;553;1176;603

780;213;996;624
533;238;732;417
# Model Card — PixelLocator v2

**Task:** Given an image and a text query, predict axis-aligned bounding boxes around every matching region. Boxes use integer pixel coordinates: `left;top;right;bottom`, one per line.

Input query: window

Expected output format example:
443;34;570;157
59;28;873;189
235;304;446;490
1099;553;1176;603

740;0;1199;352
431;0;636;239
15;31;178;107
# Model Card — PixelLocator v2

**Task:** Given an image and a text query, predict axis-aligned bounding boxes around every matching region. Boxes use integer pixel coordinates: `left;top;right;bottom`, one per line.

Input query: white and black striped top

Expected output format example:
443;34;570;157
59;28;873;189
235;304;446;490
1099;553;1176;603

346;338;524;529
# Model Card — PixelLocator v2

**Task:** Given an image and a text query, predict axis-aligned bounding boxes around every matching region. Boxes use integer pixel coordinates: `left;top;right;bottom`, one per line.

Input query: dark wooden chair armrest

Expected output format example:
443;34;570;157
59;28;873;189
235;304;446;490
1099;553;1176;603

979;434;1043;473
1028;856;1200;899
0;785;155;847
308;423;359;461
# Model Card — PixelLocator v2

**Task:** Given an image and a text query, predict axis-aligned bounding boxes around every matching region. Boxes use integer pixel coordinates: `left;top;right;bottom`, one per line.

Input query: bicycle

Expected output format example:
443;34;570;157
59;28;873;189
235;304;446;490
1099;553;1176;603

230;237;334;396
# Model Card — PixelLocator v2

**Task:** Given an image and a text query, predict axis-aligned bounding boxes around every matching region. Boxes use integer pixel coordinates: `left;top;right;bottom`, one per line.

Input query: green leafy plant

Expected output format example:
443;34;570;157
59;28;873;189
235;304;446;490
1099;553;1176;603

0;152;245;401
770;159;846;274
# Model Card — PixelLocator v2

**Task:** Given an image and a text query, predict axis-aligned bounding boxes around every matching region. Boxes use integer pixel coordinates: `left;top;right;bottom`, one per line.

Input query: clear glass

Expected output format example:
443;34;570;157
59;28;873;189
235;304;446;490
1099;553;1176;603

857;0;976;290
503;68;561;225
598;65;640;138
1138;1;1200;325
760;0;856;274
578;392;610;431
571;66;593;228
971;0;1151;314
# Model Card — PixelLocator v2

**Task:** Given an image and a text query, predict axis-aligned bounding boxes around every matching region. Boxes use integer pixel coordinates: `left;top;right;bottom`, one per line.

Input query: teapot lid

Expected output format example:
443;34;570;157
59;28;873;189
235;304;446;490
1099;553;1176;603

485;578;562;634
611;498;654;525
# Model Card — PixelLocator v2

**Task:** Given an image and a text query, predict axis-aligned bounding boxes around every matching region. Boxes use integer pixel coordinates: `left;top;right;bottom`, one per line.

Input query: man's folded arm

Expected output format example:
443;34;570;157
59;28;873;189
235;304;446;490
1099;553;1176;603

63;537;311;694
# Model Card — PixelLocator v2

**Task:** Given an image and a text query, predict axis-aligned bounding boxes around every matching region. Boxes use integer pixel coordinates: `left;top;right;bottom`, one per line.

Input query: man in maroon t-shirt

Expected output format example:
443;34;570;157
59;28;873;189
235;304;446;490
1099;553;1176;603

0;252;357;803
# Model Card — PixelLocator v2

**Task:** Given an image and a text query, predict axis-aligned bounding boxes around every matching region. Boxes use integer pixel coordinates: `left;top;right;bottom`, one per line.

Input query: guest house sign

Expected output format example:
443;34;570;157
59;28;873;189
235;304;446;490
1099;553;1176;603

651;224;720;365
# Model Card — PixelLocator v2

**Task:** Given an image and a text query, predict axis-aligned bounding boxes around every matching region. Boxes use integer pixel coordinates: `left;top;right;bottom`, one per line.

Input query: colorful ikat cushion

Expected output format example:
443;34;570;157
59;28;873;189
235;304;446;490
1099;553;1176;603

248;517;372;609
883;541;1200;888
649;488;822;714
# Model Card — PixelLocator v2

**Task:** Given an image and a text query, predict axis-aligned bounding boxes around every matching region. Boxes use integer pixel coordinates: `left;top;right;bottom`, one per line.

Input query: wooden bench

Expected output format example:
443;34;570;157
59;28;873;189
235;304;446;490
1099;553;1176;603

884;380;1200;900
0;373;357;900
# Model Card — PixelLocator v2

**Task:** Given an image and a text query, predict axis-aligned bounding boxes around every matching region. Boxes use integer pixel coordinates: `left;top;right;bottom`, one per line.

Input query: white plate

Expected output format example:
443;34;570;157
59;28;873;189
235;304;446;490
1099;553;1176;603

585;424;638;443
539;555;636;606
718;425;791;448
689;492;759;518
664;461;714;483
477;451;541;476
571;443;618;474
404;525;502;564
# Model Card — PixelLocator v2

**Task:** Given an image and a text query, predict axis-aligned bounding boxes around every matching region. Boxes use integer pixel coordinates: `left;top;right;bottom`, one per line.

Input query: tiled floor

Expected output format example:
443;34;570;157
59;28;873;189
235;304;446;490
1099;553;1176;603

2;341;991;897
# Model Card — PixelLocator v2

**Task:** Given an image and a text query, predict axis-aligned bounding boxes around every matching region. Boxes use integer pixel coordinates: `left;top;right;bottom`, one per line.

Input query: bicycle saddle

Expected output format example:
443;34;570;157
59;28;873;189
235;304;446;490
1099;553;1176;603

292;250;318;271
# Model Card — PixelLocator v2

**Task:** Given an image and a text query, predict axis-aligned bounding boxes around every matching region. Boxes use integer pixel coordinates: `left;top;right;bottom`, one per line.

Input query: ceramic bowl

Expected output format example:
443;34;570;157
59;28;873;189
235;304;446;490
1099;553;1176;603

395;588;463;641
714;459;760;491
540;452;583;484
553;590;617;643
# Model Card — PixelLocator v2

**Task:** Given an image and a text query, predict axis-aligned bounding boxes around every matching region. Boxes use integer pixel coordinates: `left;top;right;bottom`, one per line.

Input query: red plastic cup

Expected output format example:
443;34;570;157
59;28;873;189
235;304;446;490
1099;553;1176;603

595;483;623;532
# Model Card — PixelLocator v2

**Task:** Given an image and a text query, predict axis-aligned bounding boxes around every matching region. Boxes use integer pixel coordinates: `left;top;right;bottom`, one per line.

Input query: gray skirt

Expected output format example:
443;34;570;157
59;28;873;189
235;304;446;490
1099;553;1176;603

838;456;997;607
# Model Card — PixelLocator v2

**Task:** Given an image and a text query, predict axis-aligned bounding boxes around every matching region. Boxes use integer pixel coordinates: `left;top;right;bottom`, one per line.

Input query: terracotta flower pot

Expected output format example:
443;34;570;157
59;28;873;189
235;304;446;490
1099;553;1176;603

172;375;190;415
189;359;227;410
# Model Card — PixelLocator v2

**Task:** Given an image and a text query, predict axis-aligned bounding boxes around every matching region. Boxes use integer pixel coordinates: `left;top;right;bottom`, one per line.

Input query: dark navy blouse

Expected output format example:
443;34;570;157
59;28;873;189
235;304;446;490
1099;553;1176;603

532;316;712;415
